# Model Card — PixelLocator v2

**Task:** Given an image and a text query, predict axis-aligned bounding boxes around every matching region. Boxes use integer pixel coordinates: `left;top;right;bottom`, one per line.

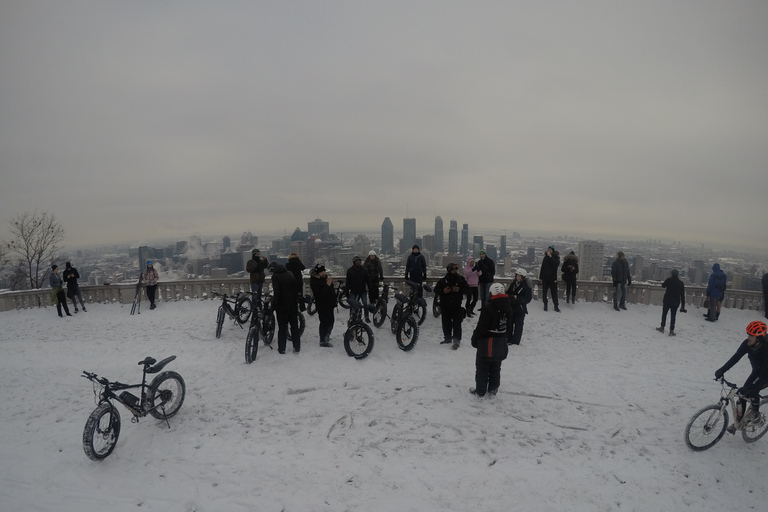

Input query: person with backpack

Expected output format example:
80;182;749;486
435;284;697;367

463;256;480;317
344;256;372;322
49;264;72;317
363;250;384;305
405;245;427;298
285;253;307;311
506;268;532;346
470;283;512;398
610;251;631;312
473;249;495;309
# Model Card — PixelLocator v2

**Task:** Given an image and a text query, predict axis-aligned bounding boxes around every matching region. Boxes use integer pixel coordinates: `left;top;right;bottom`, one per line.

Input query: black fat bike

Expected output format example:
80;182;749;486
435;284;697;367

389;281;431;351
212;291;252;338
81;356;186;461
344;297;377;359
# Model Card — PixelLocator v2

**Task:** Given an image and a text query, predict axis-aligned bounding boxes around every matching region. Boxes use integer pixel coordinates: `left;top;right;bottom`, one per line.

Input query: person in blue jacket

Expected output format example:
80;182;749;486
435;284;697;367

705;263;727;322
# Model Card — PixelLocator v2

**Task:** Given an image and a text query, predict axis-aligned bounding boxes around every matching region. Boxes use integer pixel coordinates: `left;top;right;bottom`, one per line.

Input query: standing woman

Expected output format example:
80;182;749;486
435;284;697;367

463;256;480;317
49;264;72;317
506;268;532;345
309;264;336;348
142;261;159;310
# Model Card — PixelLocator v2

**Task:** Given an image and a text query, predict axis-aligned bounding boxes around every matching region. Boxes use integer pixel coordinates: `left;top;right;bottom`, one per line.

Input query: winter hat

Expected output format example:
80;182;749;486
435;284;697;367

353;255;362;263
289;253;298;259
617;251;625;259
569;251;575;255
268;261;278;272
314;263;326;273
51;264;58;270
466;256;474;263
65;262;72;268
369;250;377;256
251;248;260;254
671;269;679;278
479;250;486;255
412;244;420;250
146;260;152;266
548;245;555;251
446;263;459;271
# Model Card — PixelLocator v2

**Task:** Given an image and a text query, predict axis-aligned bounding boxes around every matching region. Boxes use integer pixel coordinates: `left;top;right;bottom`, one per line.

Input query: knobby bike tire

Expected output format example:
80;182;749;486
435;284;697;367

83;403;121;461
307;300;317;316
372;300;387;328
390;305;402;334
236;296;253;325
344;323;375;359
215;306;225;338
262;313;275;345
396;315;419;351
684;404;728;451
415;302;427;326
432;296;441;318
245;323;259;364
148;371;186;420
338;294;350;309
287;312;306;341
742;412;768;443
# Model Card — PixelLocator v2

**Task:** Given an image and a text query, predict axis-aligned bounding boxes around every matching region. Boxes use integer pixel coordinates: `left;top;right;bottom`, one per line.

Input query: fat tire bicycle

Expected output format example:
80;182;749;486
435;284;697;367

343;297;377;359
81;356;186;461
372;283;390;328
684;377;768;451
389;281;431;351
432;292;441;318
212;291;252;338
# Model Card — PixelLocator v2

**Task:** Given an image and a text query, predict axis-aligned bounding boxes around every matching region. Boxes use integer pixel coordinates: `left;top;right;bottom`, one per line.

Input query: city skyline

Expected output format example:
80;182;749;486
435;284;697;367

2;2;767;252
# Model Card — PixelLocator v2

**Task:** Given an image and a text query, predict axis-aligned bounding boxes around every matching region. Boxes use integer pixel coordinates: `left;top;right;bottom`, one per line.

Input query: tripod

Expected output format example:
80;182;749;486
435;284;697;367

130;271;144;315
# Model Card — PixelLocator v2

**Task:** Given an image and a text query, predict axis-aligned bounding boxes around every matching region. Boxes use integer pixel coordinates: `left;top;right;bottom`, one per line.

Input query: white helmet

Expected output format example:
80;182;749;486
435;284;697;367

368;250;376;256
515;268;528;277
489;283;505;296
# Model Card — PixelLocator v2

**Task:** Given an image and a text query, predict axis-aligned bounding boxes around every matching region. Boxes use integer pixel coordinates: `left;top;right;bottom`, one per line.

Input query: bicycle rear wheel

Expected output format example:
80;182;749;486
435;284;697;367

742;412;768;443
432;296;441;318
148;371;186;420
82;403;121;461
287;311;306;341
245;323;259;364
372;300;387;328
215;306;225;338
415;302;427;325
684;404;728;451
262;313;275;345
396;316;419;351
390;304;401;334
236;296;253;325
344;323;374;359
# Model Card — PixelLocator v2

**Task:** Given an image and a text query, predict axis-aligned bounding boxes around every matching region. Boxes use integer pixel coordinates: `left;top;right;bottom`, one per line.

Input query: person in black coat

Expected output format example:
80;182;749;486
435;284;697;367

405;245;427;298
63;261;87;312
656;269;686;336
561;251;579;304
269;262;301;354
285;253;306;311
763;272;768;320
470;283;512;397
364;251;384;303
538;245;560;312
309;264;336;347
506;268;532;346
611;251;632;311
435;263;469;349
344;256;372;321
246;248;269;304
473;249;495;309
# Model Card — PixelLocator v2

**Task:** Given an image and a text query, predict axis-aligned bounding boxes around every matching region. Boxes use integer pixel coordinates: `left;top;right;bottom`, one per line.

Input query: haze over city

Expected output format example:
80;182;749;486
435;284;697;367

1;1;767;252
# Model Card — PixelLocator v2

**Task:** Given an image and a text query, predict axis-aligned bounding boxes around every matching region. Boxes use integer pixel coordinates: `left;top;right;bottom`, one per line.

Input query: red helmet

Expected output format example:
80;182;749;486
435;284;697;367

746;321;767;337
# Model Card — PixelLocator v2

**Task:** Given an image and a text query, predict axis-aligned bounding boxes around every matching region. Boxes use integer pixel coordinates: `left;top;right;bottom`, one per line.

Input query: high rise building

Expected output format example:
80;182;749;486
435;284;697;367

499;235;507;260
422;234;434;253
448;220;458;254
578;240;605;281
381;217;394;254
461;224;469;256
222;236;231;252
307;218;329;238
403;218;416;252
434;216;444;253
472;235;484;255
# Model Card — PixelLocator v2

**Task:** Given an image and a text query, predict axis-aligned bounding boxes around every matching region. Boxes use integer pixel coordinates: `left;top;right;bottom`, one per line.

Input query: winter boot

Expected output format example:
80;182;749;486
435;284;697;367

656;326;665;333
669;330;676;336
451;339;460;350
543;302;548;312
554;305;561;313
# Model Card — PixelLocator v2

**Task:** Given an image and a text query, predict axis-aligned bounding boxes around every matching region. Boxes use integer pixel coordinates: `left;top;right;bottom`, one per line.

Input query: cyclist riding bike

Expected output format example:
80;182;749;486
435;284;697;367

714;321;768;429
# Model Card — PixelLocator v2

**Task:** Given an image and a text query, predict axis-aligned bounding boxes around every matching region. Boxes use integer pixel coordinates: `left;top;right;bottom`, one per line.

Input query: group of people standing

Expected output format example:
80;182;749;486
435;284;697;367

49;262;88;317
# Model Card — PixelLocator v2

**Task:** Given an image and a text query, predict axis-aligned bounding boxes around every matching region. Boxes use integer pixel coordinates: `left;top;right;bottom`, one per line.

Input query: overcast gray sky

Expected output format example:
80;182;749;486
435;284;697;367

1;1;767;251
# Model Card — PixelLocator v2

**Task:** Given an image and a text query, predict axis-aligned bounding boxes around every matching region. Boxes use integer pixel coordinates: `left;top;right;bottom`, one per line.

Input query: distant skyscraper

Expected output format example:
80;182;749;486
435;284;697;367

307;218;329;238
461;224;469;256
448;220;458;254
578;240;605;281
499;235;507;259
403;218;416;252
381;217;394;254
473;235;484;255
434;216;444;253
222;236;231;252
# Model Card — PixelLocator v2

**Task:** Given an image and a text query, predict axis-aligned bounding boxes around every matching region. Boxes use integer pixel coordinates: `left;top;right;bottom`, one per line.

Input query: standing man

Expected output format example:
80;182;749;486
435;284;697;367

561;251;579;304
269;261;301;354
246;248;269;305
344;256;372;322
762;272;768;320
309;263;336;347
473;249;495;309
49;264;72;317
704;263;727;322
285;253;306;311
405;245;427;298
364;250;384;305
143;261;159;310
611;251;631;312
63;261;87;313
539;245;560;312
656;269;686;336
435;263;469;350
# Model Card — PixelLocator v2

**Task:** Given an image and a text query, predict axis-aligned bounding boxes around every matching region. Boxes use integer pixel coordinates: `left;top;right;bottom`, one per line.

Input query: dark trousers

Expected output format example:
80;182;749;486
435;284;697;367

368;281;380;303
740;371;768;414
507;312;525;345
475;355;502;396
465;287;478;312
55;290;71;316
541;280;559;306
661;303;679;331
318;309;334;343
478;282;491;309
276;309;300;352
146;284;157;305
613;283;627;307
441;308;463;342
564;280;577;301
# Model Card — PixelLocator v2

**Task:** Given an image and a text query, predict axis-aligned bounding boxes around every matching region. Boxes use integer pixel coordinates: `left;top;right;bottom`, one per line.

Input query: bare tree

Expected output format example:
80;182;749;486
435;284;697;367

6;211;65;289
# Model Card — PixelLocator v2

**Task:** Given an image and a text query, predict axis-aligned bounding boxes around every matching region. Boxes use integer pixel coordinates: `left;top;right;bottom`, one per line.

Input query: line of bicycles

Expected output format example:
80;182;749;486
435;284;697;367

212;280;436;363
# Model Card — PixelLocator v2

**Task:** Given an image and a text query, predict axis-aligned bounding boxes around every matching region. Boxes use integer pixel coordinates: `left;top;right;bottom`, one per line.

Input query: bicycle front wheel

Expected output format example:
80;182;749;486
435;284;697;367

148;371;186;420
287;312;306;341
396;316;419;351
684;404;728;451
262;312;275;345
236;296;253;325
372;300;387;328
432;296;441;318
245;324;259;364
390;304;402;334
344;323;374;359
215;306;225;338
415;302;427;325
83;403;121;461
742;412;768;443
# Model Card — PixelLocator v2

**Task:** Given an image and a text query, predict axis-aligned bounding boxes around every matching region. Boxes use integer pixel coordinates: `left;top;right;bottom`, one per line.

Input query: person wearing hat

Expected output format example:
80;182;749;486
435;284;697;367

142;260;159;310
246;248;269;304
344;256;373;321
435;263;469;349
285;253;307;311
49;264;72;317
473;249;495;310
561;251;579;305
63;261;87;313
363;250;384;305
310;263;336;347
269;261;302;353
506;268;532;345
405;245;427;298
470;282;512;397
538;245;560;312
656;269;686;336
463;256;480;318
611;251;631;312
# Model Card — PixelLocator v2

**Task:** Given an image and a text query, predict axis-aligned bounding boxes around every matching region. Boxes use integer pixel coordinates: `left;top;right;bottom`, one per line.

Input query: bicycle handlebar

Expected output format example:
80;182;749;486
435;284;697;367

82;371;130;390
716;376;739;389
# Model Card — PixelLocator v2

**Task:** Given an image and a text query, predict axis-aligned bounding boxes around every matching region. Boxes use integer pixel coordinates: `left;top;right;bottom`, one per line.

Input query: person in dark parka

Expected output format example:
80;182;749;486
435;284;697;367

344;255;372;321
762;272;768;320
656;269;686;336
561;251;579;304
246;248;269;304
309;263;336;347
364;251;384;304
435;263;469;349
705;263;727;322
473;249;496;309
285;253;307;311
63;261;87;312
405;245;427;298
611;251;631;311
470;283;512;398
539;245;560;312
269;262;301;354
506;268;532;346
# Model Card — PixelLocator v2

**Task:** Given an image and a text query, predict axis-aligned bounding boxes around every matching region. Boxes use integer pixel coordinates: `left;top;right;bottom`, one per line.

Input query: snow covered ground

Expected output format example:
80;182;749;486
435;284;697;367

1;297;766;512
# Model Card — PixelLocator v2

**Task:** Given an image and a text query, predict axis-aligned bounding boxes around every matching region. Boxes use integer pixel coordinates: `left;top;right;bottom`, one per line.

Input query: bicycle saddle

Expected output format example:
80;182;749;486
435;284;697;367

394;293;408;304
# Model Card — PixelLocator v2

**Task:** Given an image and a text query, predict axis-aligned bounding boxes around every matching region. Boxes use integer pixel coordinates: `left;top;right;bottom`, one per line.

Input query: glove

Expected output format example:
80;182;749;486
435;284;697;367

679;307;687;313
714;370;724;380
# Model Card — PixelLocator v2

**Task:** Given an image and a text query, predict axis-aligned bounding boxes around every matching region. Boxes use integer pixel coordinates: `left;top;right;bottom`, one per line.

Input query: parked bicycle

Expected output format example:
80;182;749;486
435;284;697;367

371;283;390;328
684;377;768;451
343;297;377;359
432;291;441;318
389;281;431;351
81;356;186;461
212;291;252;338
